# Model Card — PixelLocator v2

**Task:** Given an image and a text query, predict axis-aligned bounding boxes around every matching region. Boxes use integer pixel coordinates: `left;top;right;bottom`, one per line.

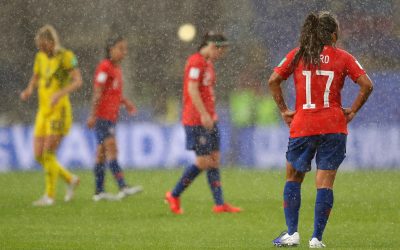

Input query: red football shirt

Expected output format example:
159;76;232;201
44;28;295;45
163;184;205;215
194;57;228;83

93;59;123;122
274;46;366;138
182;52;217;126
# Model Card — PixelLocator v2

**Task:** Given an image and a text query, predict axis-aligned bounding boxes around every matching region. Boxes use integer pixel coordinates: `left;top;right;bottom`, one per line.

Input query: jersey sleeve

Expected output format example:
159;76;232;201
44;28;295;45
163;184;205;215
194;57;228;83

187;57;204;82
62;50;78;70
33;53;40;75
94;62;109;88
274;49;297;80
345;53;366;82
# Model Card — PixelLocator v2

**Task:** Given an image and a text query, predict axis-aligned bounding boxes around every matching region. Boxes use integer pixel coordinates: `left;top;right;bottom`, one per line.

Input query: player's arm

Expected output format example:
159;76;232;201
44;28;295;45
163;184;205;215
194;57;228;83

87;85;104;129
51;68;83;107
188;80;213;129
343;74;374;123
268;72;295;126
20;74;39;101
121;96;137;115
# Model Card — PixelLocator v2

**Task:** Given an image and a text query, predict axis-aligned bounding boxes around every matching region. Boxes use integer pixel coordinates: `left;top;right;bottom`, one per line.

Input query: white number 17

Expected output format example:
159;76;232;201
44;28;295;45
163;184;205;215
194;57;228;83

302;70;334;109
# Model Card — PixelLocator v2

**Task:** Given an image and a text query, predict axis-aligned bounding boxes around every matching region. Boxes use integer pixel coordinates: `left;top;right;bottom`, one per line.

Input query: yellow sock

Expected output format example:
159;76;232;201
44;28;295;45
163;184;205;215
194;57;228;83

42;152;59;198
46;152;73;183
36;155;50;197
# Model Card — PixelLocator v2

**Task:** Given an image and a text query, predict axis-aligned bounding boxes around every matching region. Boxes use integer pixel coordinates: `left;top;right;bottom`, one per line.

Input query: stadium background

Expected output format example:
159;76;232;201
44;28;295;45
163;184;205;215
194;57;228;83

0;0;399;170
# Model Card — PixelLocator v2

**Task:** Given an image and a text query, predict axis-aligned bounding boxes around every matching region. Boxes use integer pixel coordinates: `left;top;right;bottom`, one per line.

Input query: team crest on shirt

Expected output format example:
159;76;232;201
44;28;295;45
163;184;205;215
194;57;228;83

199;136;207;145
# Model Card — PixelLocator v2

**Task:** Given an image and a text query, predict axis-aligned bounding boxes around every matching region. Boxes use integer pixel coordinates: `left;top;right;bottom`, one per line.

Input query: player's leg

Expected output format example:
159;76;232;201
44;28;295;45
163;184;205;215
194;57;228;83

273;136;316;247
94;144;106;194
205;125;241;213
32;113;55;206
93;120;108;195
41;135;63;201
103;135;142;199
166;126;205;214
104;136;126;188
32;136;56;206
310;133;346;248
43;111;79;202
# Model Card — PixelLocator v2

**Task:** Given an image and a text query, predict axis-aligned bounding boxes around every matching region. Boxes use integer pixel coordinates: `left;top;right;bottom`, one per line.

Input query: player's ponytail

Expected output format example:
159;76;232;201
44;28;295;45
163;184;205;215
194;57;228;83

105;35;125;59
291;11;338;68
35;24;62;52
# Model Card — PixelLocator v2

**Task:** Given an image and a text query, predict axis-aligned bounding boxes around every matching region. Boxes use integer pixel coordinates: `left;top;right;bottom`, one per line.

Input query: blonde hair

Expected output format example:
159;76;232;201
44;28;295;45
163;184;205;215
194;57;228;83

35;24;62;52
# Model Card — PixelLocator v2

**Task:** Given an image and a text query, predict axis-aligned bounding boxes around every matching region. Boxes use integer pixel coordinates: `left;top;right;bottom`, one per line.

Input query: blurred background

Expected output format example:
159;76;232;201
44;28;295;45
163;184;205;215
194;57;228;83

0;0;399;169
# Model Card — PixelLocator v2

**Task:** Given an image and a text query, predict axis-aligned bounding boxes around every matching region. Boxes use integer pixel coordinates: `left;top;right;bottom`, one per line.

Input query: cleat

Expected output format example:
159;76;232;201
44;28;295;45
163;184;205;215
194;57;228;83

33;195;54;207
64;175;80;202
165;191;183;214
116;185;143;200
272;231;300;247
92;192;118;202
213;203;242;213
309;238;326;248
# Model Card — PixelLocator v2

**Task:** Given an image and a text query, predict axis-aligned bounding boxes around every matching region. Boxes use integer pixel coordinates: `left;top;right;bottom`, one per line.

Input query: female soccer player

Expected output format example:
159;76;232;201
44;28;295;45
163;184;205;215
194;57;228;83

87;36;142;201
269;12;373;248
20;25;82;206
165;32;241;214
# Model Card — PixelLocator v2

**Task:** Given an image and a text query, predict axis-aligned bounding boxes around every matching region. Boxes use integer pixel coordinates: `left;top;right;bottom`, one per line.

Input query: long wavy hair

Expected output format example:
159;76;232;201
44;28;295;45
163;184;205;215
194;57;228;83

291;11;339;68
35;24;62;52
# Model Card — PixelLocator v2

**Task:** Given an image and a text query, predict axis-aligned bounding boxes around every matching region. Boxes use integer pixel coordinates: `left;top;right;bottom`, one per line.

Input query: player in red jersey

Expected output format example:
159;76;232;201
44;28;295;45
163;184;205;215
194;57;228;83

165;32;241;214
87;36;142;201
269;12;373;248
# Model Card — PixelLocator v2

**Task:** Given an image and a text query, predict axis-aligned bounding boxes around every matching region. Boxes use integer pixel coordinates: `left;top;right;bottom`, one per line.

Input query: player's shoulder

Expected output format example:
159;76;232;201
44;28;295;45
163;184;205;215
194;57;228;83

58;48;75;58
97;59;113;71
187;52;206;65
284;47;299;58
34;51;46;60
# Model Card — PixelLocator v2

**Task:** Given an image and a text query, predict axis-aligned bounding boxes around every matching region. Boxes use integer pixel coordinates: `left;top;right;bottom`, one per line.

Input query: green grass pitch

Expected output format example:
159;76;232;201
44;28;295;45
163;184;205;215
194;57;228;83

0;169;399;249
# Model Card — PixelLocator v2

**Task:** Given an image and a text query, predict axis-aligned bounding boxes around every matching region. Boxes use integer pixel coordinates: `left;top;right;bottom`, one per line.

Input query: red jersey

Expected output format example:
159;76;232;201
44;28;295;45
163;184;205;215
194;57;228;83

93;59;123;122
274;46;366;138
182;52;217;126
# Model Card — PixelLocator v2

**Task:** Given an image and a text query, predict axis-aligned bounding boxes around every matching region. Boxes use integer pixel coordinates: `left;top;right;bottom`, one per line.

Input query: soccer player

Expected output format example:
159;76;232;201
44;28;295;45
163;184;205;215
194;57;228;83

165;32;242;214
20;25;82;206
87;35;142;201
269;12;373;248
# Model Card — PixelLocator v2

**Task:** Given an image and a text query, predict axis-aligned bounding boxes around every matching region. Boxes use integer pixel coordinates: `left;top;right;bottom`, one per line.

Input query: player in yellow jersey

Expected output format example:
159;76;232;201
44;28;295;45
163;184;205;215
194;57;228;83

20;25;83;206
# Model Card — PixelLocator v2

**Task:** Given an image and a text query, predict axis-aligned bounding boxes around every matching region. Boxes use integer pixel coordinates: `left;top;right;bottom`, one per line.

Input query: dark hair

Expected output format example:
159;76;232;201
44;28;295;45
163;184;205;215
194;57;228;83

291;11;339;68
105;35;125;59
198;31;228;51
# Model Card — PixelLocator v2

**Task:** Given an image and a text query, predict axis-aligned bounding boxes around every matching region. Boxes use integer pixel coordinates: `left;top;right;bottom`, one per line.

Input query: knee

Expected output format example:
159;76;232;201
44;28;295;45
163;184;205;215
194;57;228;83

104;140;118;159
286;171;305;183
195;156;211;170
96;151;106;163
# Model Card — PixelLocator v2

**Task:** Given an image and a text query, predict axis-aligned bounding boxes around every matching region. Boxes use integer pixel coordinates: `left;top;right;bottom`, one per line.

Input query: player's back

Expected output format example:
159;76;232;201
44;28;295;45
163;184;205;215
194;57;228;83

288;46;365;137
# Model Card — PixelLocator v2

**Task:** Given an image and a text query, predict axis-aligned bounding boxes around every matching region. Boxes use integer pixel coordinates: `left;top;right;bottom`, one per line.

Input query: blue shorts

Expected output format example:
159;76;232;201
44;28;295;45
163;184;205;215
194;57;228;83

286;133;347;172
94;119;116;145
185;124;220;156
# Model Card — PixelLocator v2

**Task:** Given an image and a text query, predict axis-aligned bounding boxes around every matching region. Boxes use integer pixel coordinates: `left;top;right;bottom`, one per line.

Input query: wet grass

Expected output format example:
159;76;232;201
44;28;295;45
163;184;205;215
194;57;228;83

0;169;399;249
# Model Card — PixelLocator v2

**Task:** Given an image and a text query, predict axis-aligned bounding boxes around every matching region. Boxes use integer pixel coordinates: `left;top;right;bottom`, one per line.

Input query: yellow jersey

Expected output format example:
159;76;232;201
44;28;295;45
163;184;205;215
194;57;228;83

33;49;78;115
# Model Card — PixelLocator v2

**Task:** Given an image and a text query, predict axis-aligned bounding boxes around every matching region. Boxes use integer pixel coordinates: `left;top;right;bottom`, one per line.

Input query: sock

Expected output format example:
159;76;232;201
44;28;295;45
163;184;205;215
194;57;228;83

108;159;126;189
94;163;106;194
42;152;60;198
283;181;302;235
45;153;73;183
207;168;224;205
312;188;334;241
172;164;201;197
